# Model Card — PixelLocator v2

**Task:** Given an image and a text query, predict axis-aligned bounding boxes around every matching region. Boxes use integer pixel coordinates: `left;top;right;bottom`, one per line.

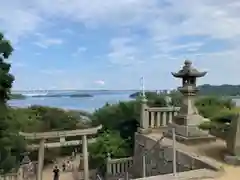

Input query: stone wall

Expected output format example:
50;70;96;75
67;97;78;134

133;133;220;179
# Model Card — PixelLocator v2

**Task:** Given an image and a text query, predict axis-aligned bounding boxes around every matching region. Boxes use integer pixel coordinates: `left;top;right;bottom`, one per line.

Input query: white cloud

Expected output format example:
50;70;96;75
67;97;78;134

35;52;41;56
40;69;64;75
108;37;143;66
94;80;105;85
0;3;43;43
34;38;63;48
154;41;204;53
3;0;240;89
13;62;27;68
72;47;87;57
61;28;74;35
0;0;159;42
148;0;240;41
1;0;240;43
32;32;63;48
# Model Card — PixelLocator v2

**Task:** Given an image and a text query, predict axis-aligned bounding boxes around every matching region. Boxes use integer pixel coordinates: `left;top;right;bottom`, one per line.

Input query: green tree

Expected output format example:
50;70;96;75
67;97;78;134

195;96;235;118
92;101;140;131
29;105;79;131
89;130;129;169
0;32;25;173
196;96;238;139
0;32;14;105
130;91;167;107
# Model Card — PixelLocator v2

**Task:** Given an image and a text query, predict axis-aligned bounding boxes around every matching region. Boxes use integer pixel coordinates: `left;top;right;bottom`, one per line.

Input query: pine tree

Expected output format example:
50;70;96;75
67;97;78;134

0;32;16;173
0;32;14;104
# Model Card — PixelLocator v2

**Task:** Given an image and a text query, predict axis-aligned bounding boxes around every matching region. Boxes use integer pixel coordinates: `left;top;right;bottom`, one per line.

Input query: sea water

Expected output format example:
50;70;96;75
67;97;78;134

8;90;240;112
8;90;137;112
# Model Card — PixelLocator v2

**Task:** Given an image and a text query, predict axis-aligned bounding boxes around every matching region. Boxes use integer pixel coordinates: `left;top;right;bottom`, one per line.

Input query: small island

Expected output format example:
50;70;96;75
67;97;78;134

69;94;93;98
129;91;165;99
10;93;26;100
32;93;93;98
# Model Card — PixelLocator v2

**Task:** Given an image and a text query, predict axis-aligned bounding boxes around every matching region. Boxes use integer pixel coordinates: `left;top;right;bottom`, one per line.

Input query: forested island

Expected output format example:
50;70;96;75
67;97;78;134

9;93;26;100
32;93;93;98
198;84;240;96
0;31;238;175
9;93;93;99
130;84;240;99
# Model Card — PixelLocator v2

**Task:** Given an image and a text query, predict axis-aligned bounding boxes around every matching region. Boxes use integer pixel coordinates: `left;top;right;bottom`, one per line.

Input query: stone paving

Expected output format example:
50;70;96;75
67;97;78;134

41;154;81;180
42;167;74;180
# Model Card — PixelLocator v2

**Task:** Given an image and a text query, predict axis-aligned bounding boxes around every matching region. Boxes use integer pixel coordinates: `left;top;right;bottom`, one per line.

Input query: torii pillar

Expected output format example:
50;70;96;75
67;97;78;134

225;113;240;165
82;135;89;180
37;139;45;180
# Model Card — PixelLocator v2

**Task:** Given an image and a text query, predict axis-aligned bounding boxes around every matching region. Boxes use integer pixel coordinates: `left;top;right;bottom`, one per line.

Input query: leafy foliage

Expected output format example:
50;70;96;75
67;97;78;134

198;84;240;96
89;130;129;169
0;104;88;173
0;32;19;173
9;93;25;100
92;100;140;130
130;91;168;107
195;96;235;118
0;32;14;104
196;96;238;139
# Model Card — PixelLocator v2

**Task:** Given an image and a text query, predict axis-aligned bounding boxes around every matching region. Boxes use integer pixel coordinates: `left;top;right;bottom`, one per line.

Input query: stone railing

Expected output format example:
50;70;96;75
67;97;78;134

0;173;18;180
72;169;97;180
106;155;133;179
146;107;180;128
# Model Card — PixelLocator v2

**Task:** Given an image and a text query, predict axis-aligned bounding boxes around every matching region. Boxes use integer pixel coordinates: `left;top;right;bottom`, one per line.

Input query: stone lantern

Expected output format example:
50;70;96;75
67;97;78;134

166;60;215;142
20;152;32;179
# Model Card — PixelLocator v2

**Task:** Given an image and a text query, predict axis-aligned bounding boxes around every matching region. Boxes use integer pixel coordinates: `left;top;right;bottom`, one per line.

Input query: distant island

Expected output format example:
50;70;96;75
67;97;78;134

130;84;240;98
198;84;240;96
129;91;159;99
10;93;26;100
10;93;93;99
69;94;93;98
29;93;93;98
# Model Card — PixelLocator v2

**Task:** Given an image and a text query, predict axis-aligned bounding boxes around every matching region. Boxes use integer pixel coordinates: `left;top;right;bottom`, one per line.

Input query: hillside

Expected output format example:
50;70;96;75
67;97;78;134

198;84;240;96
130;84;240;98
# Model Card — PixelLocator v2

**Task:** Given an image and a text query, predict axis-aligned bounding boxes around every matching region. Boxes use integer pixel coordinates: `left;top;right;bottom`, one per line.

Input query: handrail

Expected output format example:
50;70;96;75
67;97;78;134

145;135;166;153
107;157;133;164
145;107;180;128
147;107;180;112
126;134;167;178
135;134;166;154
96;174;102;180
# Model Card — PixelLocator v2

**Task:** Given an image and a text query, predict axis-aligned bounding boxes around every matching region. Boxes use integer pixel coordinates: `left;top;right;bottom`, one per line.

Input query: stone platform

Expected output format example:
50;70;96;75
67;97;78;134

165;123;216;145
224;154;240;165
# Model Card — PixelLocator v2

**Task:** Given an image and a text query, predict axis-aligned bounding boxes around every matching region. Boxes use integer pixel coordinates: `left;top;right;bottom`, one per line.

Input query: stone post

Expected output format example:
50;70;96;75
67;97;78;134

18;166;23;180
172;128;177;177
225;113;240;165
139;97;149;133
106;153;111;175
142;153;146;177
37;139;45;180
82;135;89;180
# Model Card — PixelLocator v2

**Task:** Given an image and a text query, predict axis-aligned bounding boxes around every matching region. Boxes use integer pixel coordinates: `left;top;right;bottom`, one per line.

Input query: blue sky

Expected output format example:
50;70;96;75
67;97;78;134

1;0;240;90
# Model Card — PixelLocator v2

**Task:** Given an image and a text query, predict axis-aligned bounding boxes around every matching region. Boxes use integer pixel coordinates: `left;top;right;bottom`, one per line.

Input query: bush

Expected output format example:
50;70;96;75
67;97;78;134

199;107;239;139
89;130;129;169
195;96;235;118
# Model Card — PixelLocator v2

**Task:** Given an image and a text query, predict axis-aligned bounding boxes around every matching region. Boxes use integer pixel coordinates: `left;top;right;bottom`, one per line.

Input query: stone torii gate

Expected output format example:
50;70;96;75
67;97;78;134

19;125;102;180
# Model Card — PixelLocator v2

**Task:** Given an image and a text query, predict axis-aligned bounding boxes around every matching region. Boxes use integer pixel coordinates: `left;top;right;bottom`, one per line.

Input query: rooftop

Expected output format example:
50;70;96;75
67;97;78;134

172;60;207;78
